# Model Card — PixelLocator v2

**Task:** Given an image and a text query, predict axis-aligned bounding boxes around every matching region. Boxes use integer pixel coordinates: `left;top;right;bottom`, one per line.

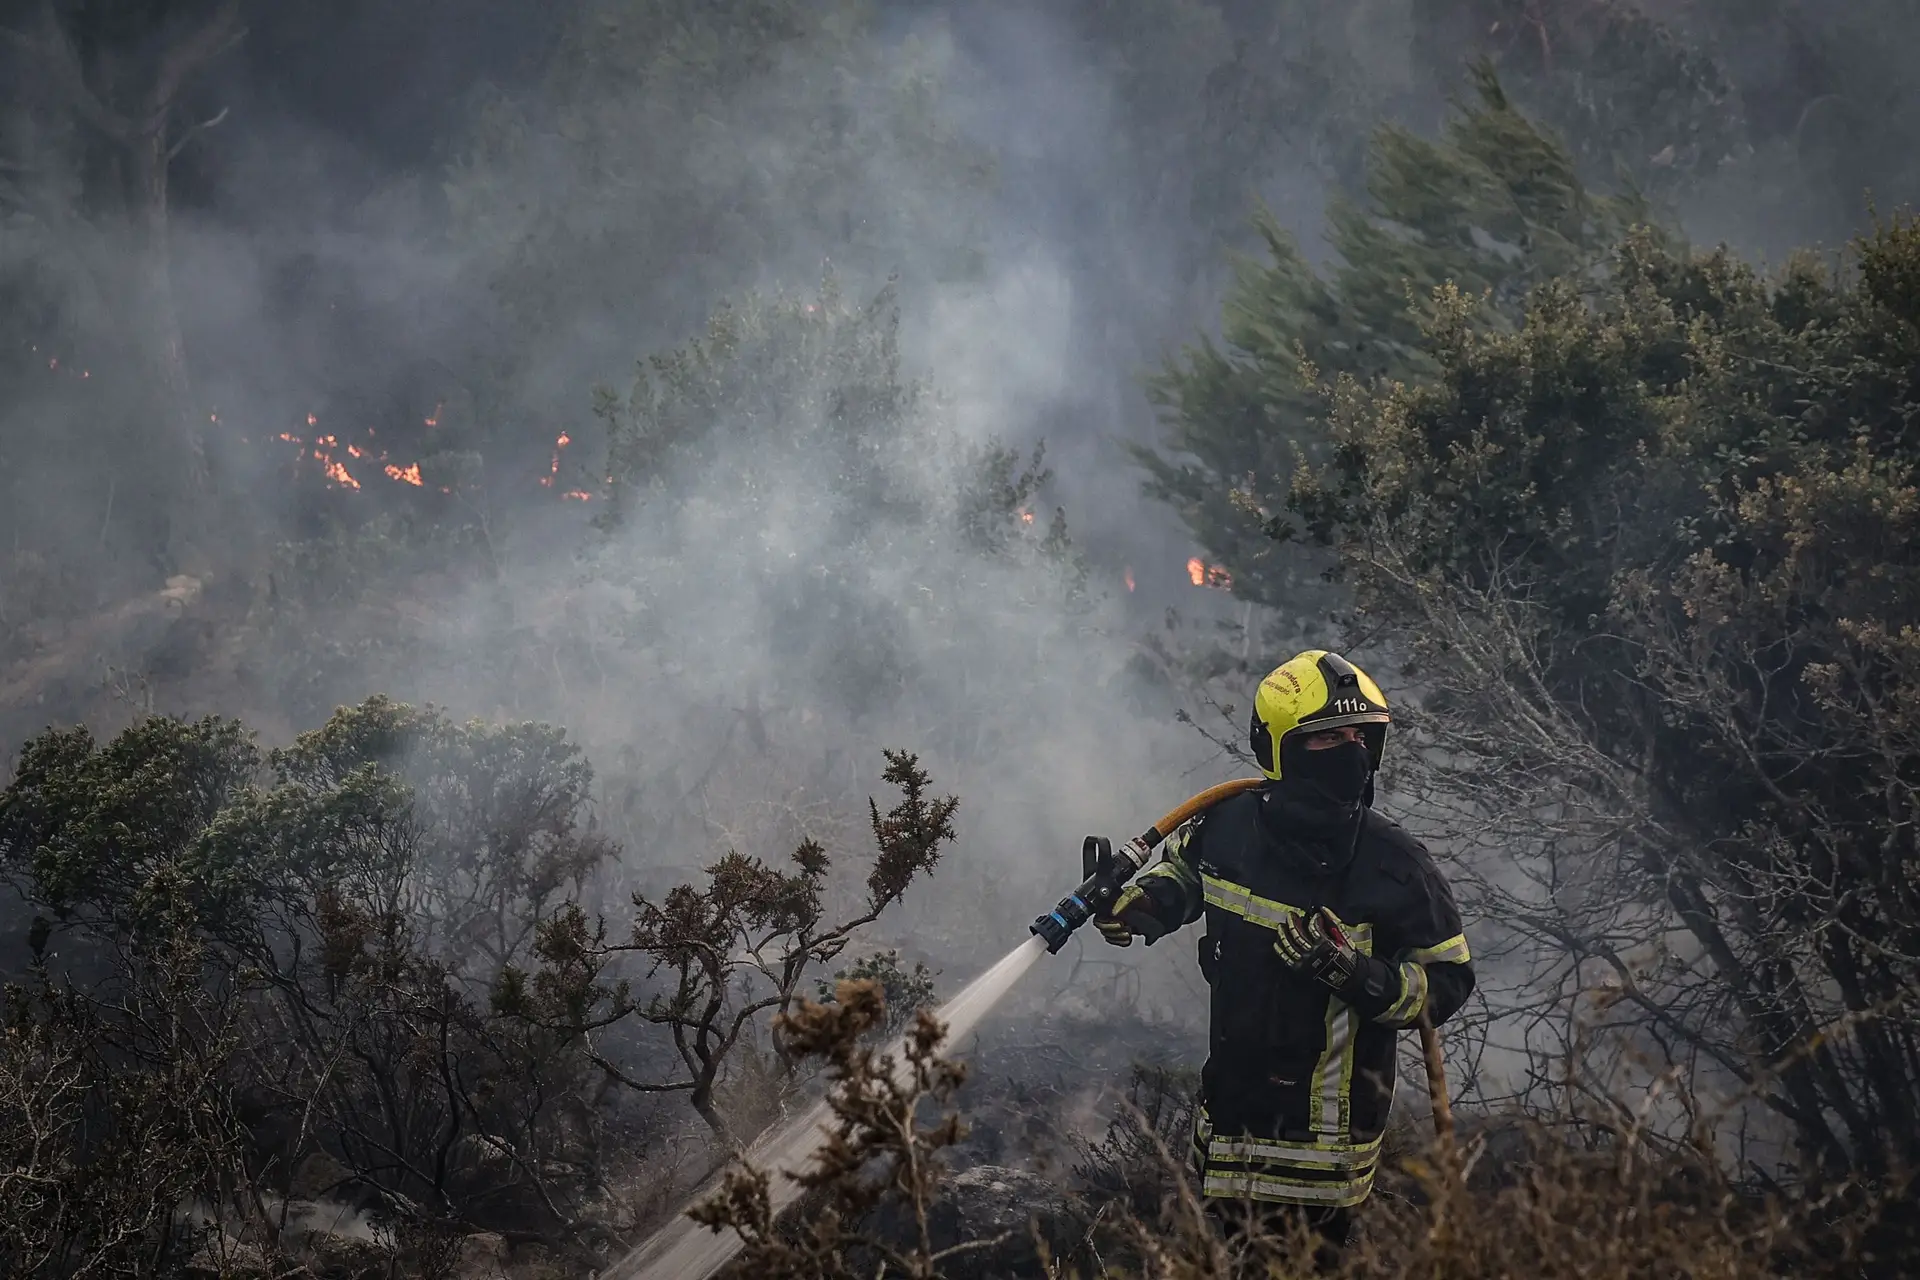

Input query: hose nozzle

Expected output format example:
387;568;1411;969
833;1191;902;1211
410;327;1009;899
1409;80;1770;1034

1029;778;1269;955
1030;835;1148;953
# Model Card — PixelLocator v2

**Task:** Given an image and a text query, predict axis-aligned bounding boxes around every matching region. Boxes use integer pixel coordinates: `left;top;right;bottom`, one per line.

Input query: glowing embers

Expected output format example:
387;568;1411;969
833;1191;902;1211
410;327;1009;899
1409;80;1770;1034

1187;556;1232;589
541;431;595;501
268;410;595;503
275;413;413;493
541;431;571;487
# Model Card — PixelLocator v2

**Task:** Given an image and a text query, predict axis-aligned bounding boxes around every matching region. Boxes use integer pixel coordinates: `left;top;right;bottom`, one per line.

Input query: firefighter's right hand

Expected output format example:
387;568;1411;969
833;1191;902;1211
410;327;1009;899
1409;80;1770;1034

1094;884;1165;947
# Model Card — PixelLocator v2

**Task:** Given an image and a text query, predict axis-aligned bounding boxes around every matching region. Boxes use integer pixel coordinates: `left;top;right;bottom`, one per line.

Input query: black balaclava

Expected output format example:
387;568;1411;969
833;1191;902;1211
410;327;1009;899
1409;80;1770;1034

1261;736;1372;872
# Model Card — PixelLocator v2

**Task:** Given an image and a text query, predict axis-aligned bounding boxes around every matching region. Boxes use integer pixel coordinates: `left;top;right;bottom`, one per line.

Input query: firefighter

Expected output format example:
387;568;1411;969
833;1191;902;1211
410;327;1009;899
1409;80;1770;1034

1094;650;1474;1264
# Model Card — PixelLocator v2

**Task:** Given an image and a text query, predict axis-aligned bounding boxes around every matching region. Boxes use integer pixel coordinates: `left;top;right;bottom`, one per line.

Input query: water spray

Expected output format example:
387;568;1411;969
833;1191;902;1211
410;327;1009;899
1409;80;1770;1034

612;776;1452;1280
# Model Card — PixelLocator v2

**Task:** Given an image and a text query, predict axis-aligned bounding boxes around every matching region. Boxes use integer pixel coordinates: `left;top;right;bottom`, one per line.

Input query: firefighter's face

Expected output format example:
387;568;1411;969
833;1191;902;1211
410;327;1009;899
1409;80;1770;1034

1298;725;1365;751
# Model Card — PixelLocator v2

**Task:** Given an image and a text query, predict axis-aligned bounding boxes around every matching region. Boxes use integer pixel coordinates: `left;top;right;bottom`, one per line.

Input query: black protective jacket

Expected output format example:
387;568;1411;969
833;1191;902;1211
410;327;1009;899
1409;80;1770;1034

1132;784;1473;1208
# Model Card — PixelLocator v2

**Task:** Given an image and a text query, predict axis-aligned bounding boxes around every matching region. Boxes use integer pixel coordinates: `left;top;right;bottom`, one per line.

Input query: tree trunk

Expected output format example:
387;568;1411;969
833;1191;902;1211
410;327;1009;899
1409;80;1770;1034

126;121;211;568
132;128;200;476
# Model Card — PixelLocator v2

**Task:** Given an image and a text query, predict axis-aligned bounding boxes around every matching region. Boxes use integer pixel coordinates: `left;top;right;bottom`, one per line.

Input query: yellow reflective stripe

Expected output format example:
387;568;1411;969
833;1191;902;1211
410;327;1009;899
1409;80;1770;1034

1207;1132;1383;1171
1406;933;1470;966
1203;1168;1376;1207
1377;960;1428;1027
1200;874;1373;952
1201;875;1293;929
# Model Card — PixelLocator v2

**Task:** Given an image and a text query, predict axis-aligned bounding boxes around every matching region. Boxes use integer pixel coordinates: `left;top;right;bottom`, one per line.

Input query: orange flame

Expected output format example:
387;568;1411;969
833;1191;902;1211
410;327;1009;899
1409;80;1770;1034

319;456;361;490
307;413;318;427
385;462;424;487
1019;509;1034;525
562;489;593;502
424;401;443;428
1124;567;1136;593
1187;557;1233;590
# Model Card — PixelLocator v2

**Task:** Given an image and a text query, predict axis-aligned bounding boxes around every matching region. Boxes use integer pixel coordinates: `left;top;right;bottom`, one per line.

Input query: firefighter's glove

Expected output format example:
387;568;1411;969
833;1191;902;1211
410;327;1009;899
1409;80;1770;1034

1274;906;1362;990
1094;883;1170;947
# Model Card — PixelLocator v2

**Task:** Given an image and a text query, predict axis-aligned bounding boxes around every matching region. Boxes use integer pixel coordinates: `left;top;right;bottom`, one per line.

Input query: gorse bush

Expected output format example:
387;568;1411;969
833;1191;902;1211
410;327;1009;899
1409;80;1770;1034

0;701;951;1277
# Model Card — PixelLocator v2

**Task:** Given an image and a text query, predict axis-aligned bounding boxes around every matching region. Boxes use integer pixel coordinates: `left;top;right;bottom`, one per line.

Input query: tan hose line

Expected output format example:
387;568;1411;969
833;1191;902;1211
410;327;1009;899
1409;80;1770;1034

1139;778;1453;1142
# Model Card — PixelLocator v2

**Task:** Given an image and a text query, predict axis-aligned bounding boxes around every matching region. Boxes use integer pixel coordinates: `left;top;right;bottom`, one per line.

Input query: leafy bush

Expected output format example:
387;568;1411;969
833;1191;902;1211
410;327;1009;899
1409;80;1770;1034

0;701;952;1274
1283;214;1920;1183
820;949;937;1040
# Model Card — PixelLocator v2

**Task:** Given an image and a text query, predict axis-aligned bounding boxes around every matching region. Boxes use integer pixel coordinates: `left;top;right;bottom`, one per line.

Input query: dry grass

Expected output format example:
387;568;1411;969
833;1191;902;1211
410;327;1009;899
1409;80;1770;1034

679;985;1914;1280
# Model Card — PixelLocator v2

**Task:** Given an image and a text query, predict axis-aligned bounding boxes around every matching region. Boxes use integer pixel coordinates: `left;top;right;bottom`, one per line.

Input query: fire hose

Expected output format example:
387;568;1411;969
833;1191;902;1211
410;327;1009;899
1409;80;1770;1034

1030;778;1453;1140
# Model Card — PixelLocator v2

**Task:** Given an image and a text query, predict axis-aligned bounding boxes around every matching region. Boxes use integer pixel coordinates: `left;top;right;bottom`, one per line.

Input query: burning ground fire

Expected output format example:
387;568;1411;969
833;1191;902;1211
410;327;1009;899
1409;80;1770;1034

25;339;582;503
270;414;595;503
541;431;595;501
1188;556;1232;589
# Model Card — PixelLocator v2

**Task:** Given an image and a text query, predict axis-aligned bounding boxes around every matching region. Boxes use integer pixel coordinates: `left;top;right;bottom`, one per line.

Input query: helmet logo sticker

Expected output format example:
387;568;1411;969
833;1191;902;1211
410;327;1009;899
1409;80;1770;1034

1266;669;1303;695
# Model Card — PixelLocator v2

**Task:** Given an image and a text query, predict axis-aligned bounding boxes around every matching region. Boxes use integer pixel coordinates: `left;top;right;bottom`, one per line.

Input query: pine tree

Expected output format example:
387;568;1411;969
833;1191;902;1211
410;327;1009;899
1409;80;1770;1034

1411;0;1747;199
1141;68;1646;609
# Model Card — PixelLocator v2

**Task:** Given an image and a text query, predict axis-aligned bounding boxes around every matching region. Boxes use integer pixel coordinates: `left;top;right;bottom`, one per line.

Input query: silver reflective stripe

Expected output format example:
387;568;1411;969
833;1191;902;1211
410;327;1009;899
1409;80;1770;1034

1378;960;1429;1027
1208;1135;1382;1171
1203;1169;1376;1207
1314;997;1355;1135
1406;933;1470;966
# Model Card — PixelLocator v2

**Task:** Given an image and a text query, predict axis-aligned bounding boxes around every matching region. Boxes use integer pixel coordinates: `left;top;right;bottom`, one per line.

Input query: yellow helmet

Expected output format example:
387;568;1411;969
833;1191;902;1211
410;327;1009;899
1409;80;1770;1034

1248;650;1390;781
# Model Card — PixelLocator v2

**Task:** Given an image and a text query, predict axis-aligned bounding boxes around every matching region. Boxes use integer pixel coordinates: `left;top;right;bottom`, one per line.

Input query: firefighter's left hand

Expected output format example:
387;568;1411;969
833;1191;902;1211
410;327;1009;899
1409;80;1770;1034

1275;906;1360;990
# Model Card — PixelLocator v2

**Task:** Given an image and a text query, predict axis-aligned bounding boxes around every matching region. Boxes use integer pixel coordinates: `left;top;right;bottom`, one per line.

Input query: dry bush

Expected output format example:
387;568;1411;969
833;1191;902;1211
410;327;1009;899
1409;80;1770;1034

683;1002;1911;1280
688;978;983;1279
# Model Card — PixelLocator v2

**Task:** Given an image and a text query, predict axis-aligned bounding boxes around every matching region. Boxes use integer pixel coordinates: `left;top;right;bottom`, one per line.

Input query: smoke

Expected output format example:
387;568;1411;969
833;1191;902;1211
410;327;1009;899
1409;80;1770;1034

1;1;1276;1028
9;0;1920;1143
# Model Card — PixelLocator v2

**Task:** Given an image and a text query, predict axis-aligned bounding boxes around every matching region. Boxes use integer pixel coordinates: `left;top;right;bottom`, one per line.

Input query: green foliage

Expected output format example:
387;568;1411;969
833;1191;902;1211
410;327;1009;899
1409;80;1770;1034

1417;1;1747;198
865;749;957;909
1294;214;1920;1178
1144;70;1647;610
0;697;621;1261
0;713;260;934
820;949;936;1038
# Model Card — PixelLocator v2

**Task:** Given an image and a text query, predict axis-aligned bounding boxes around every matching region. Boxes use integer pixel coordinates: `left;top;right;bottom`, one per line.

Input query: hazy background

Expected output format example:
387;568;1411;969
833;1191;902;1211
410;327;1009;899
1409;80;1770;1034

4;0;1918;1081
